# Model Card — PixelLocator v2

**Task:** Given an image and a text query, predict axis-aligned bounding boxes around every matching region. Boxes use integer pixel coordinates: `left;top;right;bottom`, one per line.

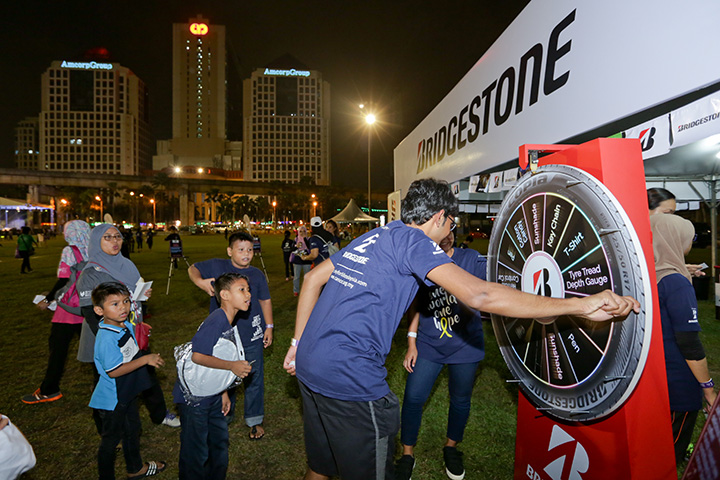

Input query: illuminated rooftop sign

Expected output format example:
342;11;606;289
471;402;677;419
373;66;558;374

60;60;113;70
190;22;209;36
264;68;310;77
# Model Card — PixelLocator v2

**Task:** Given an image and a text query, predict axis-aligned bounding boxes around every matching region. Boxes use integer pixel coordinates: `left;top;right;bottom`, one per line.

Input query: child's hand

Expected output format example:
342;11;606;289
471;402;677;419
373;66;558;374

221;392;231;416
231;360;252;379
199;278;215;297
263;328;273;348
145;353;164;368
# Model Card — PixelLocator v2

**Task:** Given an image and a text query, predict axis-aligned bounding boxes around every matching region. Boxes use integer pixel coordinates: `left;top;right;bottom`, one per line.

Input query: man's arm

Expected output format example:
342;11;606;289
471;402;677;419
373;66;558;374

427;263;639;321
283;258;334;375
260;298;274;348
188;264;215;297
302;247;319;262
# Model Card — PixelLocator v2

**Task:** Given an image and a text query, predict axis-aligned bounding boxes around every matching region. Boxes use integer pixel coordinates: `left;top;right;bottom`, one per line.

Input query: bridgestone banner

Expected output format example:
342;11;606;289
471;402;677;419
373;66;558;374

393;0;720;194
671;92;720;148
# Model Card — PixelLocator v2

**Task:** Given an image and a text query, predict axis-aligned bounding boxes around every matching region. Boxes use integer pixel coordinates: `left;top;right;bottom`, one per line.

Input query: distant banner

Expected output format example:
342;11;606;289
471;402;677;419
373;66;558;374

387;190;402;222
622;116;670;160
502;168;519;190
469;174;490;193
451;182;461;196
671;93;720;147
487;172;503;193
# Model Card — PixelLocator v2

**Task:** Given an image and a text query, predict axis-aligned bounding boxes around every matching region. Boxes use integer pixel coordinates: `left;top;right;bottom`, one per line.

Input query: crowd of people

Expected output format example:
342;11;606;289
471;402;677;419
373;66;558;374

6;181;717;479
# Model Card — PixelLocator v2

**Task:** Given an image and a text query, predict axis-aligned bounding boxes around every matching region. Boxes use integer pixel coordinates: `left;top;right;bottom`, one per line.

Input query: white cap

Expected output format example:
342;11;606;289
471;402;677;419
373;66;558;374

310;216;322;227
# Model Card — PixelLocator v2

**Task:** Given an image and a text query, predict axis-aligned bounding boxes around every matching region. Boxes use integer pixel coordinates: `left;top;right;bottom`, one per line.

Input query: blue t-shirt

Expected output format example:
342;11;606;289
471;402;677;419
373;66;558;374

173;308;233;406
296;221;452;401
90;320;152;411
307;234;330;265
194;259;270;346
416;247;487;364
659;273;703;412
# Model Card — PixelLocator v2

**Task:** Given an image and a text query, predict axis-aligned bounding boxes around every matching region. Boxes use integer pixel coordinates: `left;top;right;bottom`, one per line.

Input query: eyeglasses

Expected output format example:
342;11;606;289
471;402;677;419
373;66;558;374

447;216;456;231
102;234;124;241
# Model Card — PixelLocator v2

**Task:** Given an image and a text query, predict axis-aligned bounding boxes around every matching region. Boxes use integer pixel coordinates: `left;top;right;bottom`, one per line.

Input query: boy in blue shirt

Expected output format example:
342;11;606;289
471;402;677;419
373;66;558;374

90;282;166;480
188;230;273;439
174;273;254;479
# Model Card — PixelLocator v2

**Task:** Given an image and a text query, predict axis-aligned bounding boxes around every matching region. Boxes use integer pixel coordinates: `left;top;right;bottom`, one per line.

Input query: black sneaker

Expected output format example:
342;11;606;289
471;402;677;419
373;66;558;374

443;446;465;480
395;454;415;480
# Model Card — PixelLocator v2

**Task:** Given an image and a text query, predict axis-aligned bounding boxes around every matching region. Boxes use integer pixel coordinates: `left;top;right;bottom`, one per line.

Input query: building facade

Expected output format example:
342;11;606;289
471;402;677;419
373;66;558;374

33;55;152;175
154;16;240;173
243;59;331;184
14;117;39;170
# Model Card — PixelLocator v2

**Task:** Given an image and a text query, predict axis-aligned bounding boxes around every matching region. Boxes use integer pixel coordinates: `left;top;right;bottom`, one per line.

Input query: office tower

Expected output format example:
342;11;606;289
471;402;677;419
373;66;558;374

243;55;331;184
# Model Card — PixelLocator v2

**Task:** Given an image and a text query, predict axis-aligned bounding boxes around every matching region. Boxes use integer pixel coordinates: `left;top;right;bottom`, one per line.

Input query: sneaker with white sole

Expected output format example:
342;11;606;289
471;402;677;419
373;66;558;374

161;411;180;427
395;454;415;480
443;446;465;480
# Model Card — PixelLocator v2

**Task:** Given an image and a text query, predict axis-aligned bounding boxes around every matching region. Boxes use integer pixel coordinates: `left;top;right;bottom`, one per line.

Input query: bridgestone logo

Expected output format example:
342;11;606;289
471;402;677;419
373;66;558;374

527;381;608;410
677;112;720;132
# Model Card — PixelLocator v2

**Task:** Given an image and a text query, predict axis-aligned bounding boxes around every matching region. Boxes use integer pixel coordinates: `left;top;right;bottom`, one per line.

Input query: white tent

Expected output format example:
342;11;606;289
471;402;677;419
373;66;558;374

329;199;379;224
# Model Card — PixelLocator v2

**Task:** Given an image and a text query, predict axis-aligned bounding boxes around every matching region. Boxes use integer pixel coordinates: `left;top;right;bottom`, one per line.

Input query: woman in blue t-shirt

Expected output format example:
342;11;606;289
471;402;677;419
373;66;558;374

396;230;486;480
652;214;717;464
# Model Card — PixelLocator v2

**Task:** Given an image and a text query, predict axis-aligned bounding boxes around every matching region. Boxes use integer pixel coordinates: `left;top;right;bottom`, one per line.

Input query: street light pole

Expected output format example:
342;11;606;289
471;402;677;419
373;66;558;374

362;109;376;216
150;199;156;226
95;195;103;222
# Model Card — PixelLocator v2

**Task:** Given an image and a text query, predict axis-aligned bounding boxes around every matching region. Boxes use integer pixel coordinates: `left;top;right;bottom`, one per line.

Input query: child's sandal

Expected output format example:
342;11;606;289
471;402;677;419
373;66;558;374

127;460;167;478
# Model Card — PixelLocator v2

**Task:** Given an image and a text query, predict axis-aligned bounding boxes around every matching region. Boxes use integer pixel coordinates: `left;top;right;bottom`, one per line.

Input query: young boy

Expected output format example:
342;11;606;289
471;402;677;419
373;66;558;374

174;273;254;479
188;230;273;439
89;282;166;480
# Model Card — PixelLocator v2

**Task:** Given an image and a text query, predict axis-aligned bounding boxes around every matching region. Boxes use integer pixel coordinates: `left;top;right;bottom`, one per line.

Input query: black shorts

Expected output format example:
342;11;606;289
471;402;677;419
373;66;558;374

299;380;399;480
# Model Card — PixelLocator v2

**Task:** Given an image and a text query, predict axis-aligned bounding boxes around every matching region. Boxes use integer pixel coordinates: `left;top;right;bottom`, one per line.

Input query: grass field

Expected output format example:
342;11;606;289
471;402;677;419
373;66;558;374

1;232;718;479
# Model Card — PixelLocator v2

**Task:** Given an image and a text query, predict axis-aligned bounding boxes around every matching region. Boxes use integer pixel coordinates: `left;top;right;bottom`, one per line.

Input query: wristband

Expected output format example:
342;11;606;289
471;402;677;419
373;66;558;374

291;338;299;347
407;332;417;338
700;379;715;389
265;324;274;329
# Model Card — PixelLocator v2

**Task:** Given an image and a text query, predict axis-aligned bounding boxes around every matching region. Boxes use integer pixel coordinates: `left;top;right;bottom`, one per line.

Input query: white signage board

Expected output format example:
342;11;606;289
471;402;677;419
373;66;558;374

622;116;671;161
393;0;720;194
671;92;720;148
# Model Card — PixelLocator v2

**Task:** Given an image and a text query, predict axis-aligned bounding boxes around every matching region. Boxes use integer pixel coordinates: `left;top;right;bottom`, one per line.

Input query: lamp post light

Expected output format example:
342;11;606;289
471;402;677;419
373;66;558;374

272;201;277;229
360;104;376;215
95;195;103;222
150;198;156;226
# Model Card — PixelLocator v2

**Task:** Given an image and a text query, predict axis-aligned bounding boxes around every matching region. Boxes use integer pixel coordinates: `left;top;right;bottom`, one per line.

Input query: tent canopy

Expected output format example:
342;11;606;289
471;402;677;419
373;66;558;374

0;197;53;210
329;199;380;224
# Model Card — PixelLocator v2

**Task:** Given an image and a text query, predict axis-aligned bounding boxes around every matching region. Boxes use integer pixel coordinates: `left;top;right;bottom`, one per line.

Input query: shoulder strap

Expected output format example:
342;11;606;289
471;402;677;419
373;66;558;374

71;245;84;264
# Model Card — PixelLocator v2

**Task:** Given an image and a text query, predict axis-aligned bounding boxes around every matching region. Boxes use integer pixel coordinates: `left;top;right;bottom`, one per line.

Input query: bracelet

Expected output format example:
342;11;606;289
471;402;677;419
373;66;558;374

265;324;274;329
407;332;417;338
291;338;299;347
700;379;715;389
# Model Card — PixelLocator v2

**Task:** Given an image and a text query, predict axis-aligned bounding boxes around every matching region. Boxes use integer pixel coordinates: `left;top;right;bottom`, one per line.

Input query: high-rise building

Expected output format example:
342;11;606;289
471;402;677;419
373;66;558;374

172;15;226;142
154;16;241;173
243;56;331;184
34;51;152;175
14;117;39;170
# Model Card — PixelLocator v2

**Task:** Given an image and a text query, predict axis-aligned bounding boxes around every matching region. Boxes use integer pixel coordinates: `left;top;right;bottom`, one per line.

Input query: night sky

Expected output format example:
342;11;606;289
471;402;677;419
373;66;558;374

1;0;530;191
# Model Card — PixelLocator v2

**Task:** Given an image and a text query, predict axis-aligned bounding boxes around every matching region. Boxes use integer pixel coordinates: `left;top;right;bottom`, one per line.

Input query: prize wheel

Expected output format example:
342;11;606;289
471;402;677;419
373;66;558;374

487;164;651;422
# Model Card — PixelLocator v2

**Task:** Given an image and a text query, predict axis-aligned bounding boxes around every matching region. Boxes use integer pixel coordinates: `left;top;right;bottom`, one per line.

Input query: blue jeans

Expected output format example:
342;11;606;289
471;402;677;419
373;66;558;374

179;396;229;480
293;263;311;294
400;357;479;446
226;341;264;427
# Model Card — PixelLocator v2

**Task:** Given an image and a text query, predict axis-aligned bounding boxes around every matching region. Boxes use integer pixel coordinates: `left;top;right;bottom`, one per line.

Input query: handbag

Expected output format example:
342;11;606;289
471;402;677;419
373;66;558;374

134;321;152;351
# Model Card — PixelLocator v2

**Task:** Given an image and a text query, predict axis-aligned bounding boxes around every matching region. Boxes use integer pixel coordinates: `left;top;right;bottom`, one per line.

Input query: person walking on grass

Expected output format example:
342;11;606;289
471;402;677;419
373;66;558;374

174;273;254;480
17;226;38;274
283;178;639;480
23;220;91;405
281;230;295;282
291;225;312;297
395;230;486;480
89;282;167;479
189;230;274;440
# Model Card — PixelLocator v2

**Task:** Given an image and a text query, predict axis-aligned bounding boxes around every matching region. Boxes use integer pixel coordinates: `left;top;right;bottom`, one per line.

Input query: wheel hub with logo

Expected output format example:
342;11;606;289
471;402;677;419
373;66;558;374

488;164;651;422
